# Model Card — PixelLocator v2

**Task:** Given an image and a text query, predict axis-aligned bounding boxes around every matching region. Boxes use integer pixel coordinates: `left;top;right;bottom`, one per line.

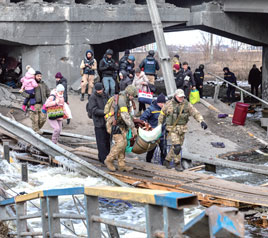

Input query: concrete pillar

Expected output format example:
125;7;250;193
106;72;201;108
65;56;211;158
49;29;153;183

262;46;268;108
21;44;93;88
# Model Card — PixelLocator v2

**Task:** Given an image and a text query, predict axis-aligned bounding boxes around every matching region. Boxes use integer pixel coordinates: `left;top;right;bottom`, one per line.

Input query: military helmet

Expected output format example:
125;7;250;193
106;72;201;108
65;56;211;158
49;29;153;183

125;85;137;97
199;64;204;69
175;89;185;97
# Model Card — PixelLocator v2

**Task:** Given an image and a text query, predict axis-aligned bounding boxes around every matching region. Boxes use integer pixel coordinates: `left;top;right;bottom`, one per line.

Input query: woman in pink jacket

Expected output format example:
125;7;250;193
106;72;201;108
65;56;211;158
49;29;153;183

45;84;68;144
20;65;38;112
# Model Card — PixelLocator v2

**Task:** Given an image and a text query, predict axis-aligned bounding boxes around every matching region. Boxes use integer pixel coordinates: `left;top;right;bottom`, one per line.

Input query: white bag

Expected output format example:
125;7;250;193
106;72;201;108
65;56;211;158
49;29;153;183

64;102;73;119
138;124;162;143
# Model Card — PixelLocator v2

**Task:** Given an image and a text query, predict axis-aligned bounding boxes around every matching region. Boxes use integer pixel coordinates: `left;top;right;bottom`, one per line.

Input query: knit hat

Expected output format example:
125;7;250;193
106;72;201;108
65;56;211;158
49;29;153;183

175;89;185;97
56;84;65;92
35;71;42;75
55;72;63;79
173;64;180;70
26;65;35;75
157;93;166;103
94;83;103;91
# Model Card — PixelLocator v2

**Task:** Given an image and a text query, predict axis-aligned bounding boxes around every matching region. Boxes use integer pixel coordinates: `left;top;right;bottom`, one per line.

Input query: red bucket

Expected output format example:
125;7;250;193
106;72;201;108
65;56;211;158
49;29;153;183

232;102;250;126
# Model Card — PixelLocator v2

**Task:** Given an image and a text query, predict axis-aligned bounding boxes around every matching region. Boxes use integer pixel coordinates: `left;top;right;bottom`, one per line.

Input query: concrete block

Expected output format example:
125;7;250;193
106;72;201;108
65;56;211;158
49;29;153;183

261;118;268;127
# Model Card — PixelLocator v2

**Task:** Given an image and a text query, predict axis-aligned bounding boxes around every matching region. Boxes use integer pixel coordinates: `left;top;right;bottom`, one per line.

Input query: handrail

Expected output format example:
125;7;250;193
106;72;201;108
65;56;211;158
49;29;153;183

208;72;268;107
0;186;244;238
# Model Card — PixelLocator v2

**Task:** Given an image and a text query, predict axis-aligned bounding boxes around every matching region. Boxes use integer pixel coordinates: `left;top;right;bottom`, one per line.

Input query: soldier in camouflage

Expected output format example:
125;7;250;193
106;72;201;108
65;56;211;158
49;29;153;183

29;71;50;134
104;85;138;172
158;89;207;171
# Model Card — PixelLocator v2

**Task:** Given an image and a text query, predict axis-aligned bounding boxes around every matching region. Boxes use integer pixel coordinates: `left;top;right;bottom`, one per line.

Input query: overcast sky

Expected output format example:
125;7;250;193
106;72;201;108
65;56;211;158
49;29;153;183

165;30;233;46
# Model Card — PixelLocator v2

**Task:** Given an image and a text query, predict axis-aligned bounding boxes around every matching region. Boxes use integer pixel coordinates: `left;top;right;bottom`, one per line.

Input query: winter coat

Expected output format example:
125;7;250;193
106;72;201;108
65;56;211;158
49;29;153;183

139;55;160;75
80;50;97;75
224;71;237;88
140;100;166;139
56;77;68;103
194;68;204;86
132;71;149;91
120;61;135;79
119;71;132;91
87;91;108;128
45;89;68;120
35;81;50;105
119;54;128;70
174;70;184;89
248;68;261;86
140;100;162;128
21;72;38;90
99;55;117;77
180;68;196;87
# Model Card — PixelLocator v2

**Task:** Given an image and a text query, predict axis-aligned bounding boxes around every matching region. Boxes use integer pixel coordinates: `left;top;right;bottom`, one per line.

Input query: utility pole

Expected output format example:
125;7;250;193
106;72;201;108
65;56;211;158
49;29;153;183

146;0;177;96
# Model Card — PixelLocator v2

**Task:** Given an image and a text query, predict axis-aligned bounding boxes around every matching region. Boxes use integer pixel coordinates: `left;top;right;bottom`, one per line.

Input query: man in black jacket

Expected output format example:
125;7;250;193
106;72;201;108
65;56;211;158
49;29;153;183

87;83;110;163
180;62;196;100
248;64;261;97
194;64;205;98
223;67;237;103
99;49;118;97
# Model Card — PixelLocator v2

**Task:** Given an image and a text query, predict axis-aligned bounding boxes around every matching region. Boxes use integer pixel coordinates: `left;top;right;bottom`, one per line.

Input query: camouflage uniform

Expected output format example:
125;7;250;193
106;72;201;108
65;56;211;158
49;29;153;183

158;98;204;165
29;104;47;133
105;86;136;172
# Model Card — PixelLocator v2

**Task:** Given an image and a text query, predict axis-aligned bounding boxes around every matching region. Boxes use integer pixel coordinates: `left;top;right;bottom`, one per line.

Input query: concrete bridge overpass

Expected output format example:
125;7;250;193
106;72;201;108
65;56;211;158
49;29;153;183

0;0;267;103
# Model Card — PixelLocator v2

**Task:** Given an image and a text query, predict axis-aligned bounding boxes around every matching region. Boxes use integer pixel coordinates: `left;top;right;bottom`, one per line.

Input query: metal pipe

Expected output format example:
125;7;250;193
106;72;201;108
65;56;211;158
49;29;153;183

208;72;268;107
53;213;86;220
19;213;41;220
19;231;43;236
91;215;146;233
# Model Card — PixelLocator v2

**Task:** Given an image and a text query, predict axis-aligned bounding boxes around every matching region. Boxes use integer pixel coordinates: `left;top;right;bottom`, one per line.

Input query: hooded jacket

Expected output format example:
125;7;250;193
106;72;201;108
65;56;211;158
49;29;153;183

80;50;97;75
56;77;68;103
119;70;132;91
99;51;117;77
120;60;135;79
21;72;38;91
87;91;108;128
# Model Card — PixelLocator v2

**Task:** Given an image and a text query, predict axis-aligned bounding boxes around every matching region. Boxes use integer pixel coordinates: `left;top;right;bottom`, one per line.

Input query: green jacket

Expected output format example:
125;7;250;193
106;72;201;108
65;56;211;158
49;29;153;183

35;81;50;104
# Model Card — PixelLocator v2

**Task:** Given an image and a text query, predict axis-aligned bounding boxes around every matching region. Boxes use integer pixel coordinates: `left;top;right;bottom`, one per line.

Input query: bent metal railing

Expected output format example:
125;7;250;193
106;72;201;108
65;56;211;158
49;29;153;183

0;186;244;238
208;72;268;107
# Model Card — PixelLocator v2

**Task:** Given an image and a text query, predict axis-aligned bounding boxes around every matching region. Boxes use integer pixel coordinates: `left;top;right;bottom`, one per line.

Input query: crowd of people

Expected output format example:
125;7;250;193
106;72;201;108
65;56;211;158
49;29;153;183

22;48;265;171
84;49;208;172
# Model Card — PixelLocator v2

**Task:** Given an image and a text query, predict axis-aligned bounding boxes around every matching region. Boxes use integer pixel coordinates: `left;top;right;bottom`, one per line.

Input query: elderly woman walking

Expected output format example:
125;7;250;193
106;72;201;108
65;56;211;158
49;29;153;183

44;84;69;144
132;68;149;117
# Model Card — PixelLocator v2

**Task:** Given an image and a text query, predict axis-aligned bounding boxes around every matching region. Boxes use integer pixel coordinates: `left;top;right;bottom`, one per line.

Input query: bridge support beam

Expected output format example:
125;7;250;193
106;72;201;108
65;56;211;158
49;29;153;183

262;46;268;108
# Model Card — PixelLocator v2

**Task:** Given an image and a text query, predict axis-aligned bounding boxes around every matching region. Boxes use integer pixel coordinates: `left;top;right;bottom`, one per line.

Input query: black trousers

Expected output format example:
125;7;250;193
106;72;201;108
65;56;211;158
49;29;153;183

146;139;167;164
196;85;203;98
139;102;146;112
251;84;259;97
94;127;110;164
227;86;236;102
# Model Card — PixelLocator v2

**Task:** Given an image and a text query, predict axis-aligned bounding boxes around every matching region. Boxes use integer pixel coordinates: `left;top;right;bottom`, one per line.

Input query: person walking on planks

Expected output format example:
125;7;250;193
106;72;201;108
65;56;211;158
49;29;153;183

29;71;50;135
104;85;138;172
158;89;207;171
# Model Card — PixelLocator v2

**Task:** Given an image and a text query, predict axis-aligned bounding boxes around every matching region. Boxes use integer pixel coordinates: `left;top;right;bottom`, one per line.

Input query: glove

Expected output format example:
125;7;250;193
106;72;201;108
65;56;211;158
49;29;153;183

131;127;137;137
201;121;208;130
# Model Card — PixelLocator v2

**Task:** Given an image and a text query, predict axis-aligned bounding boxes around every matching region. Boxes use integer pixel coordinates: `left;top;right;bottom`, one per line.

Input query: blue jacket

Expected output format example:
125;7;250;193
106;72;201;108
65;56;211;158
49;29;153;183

140;101;161;128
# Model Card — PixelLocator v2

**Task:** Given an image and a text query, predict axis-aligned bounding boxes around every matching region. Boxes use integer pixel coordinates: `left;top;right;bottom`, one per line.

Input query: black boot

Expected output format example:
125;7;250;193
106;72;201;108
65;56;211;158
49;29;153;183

80;94;84;101
163;160;172;169
67;119;71;125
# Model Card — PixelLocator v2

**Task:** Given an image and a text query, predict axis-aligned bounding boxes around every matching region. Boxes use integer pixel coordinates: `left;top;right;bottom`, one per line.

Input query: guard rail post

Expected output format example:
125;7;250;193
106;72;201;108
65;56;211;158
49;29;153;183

40;197;49;237
213;77;220;103
146;204;164;237
163;206;184;237
85;194;101;237
47;196;61;237
16;202;27;238
240;91;244;103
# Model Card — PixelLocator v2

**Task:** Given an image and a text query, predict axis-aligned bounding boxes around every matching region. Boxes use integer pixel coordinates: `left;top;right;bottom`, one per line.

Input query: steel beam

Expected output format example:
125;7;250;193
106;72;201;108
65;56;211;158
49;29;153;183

224;0;268;13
